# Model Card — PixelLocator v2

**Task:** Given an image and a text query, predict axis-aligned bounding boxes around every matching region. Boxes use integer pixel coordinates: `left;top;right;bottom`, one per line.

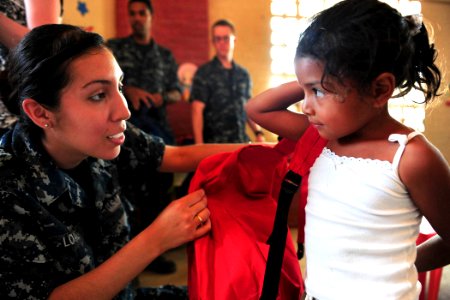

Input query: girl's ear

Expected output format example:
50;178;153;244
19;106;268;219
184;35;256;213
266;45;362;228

371;72;395;108
21;99;53;129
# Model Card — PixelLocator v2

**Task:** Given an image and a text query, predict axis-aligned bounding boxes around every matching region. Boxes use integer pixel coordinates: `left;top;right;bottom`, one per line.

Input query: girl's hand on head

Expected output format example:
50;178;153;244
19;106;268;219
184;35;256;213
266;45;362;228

245;81;309;141
150;189;211;251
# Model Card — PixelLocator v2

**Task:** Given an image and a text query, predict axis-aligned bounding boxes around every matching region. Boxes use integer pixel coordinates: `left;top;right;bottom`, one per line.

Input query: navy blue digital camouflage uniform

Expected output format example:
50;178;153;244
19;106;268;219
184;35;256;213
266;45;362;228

0;121;186;299
107;37;180;145
189;56;252;143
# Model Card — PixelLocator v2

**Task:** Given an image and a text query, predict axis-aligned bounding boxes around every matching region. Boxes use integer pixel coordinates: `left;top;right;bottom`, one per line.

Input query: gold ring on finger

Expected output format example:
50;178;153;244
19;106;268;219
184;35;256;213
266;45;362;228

195;214;204;225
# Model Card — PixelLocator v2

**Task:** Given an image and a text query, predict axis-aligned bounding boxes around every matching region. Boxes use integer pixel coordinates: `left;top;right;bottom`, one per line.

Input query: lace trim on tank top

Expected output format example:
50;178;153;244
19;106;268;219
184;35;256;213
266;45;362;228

322;131;422;173
322;148;392;170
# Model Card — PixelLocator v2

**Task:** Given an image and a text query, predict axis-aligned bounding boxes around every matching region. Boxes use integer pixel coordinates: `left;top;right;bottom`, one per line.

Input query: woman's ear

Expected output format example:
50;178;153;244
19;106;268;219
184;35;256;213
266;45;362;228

371;72;395;108
21;99;53;129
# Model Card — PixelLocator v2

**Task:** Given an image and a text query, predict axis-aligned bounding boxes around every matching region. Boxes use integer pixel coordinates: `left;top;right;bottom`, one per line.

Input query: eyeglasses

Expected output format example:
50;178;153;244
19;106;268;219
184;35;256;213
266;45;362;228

212;35;233;43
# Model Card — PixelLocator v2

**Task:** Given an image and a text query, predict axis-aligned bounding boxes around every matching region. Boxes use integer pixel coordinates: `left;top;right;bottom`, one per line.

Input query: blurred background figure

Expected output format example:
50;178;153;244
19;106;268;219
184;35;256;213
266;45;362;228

107;0;181;275
107;0;181;145
190;19;265;144
0;0;63;135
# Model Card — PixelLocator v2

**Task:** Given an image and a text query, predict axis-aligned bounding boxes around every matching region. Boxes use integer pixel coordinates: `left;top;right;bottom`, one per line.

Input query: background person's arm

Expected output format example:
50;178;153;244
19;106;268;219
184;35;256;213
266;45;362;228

0;0;61;49
191;100;205;144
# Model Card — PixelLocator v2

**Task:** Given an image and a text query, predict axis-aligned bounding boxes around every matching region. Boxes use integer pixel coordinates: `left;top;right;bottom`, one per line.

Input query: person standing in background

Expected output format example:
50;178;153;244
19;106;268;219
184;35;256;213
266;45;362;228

0;0;63;135
190;19;265;144
107;0;180;145
106;0;181;274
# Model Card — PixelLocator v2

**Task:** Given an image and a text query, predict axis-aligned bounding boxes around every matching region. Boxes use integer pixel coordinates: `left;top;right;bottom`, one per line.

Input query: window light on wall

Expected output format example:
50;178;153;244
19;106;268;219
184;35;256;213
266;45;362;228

269;0;426;131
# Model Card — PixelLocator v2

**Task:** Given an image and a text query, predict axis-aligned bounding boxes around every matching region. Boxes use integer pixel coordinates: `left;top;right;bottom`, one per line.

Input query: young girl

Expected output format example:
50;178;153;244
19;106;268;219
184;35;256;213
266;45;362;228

0;24;243;299
246;0;450;299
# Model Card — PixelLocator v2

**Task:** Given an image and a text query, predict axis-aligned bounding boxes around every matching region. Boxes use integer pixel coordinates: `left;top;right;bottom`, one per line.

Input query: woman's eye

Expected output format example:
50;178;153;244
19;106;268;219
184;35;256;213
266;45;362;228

90;92;106;101
118;83;124;94
312;88;325;98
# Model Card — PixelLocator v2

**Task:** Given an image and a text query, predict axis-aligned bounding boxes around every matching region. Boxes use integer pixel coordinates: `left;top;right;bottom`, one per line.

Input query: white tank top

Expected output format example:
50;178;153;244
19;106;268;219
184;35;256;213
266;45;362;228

305;132;422;300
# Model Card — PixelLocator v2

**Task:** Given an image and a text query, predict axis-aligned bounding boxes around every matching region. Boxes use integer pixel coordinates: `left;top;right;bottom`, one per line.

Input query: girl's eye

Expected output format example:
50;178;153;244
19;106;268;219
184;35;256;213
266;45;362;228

90;92;106;102
118;83;124;94
312;88;325;98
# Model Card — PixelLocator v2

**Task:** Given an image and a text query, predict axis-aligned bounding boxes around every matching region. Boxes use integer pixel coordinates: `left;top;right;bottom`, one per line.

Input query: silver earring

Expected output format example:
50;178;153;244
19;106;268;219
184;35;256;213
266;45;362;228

44;124;49;128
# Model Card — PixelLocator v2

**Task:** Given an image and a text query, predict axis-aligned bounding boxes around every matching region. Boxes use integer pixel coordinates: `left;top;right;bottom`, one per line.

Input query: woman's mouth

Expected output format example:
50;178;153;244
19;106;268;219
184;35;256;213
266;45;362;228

107;132;125;145
108;132;123;139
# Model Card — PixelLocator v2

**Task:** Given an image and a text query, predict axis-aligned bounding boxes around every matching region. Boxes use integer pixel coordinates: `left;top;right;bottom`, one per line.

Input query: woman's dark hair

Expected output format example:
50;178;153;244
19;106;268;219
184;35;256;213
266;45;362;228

5;24;105;119
296;0;441;103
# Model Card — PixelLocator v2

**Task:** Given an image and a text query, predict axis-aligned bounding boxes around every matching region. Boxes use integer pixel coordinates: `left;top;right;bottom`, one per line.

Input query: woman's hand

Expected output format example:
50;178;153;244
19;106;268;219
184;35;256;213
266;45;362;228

48;189;211;300
150;189;211;252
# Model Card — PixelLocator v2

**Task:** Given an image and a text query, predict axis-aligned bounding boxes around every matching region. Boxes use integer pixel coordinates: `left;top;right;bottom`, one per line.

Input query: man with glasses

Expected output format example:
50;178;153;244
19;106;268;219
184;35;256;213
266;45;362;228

190;19;265;144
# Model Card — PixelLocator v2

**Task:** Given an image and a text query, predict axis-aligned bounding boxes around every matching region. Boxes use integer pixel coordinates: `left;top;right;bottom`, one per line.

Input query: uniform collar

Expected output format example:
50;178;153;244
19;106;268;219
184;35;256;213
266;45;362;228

4;122;113;208
212;56;236;70
127;35;157;49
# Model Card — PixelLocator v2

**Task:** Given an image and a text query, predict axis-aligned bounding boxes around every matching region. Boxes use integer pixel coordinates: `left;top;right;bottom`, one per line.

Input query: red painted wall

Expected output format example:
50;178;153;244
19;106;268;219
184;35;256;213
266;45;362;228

115;0;209;66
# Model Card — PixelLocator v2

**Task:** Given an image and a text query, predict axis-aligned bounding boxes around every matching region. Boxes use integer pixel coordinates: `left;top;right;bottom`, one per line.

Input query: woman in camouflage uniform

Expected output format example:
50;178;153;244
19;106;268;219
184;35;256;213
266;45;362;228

0;24;241;299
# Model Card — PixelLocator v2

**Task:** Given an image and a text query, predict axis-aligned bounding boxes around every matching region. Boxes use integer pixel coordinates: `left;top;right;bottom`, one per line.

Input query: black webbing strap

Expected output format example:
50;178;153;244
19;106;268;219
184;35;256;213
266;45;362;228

260;170;302;300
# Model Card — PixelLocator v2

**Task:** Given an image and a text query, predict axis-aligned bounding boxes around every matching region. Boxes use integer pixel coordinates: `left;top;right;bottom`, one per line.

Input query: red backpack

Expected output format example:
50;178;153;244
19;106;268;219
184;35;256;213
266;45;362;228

188;125;326;300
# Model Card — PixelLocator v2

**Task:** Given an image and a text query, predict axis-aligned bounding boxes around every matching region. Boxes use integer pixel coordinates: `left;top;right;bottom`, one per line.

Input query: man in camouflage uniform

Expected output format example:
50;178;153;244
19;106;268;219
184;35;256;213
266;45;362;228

0;121;187;299
107;0;181;146
190;19;265;144
106;0;180;274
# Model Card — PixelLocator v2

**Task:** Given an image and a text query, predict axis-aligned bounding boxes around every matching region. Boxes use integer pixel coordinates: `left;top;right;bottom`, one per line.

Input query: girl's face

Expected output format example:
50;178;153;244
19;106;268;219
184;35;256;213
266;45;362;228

43;48;131;169
295;57;379;141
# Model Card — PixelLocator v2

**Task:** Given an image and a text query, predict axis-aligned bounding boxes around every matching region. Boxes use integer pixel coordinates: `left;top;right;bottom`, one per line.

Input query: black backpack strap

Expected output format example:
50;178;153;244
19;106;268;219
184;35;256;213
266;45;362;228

260;170;302;300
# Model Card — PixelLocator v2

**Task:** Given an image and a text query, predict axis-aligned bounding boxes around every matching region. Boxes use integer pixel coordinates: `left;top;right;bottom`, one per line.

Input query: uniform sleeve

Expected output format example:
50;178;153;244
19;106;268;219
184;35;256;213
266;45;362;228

245;69;253;100
115;123;167;222
164;51;182;93
0;193;60;299
105;38;119;58
105;39;137;87
118;122;165;171
189;67;209;103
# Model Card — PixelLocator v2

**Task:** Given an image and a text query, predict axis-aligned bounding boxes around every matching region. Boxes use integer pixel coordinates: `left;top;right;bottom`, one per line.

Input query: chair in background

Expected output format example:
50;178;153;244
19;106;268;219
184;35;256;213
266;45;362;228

166;62;198;146
177;62;198;102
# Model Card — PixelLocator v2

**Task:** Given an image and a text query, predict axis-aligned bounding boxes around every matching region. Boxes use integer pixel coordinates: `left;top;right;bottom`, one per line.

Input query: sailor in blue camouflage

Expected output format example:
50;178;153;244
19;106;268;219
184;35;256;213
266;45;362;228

190;56;252;143
106;1;181;251
0;0;26;133
0;0;26;71
107;37;180;145
0;1;64;135
0;121;165;299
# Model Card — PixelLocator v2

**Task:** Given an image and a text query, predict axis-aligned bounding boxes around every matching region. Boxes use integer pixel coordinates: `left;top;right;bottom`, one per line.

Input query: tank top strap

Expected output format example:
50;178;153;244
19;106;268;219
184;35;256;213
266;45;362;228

388;132;422;174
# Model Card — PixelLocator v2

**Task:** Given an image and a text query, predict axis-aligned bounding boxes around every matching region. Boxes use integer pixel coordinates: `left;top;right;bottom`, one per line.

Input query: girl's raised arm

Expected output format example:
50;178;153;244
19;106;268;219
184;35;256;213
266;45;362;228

245;81;309;141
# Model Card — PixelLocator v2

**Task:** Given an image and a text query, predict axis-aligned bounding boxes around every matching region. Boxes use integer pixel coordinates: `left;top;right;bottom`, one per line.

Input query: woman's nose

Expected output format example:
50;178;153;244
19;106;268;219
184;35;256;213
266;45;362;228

113;93;131;121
